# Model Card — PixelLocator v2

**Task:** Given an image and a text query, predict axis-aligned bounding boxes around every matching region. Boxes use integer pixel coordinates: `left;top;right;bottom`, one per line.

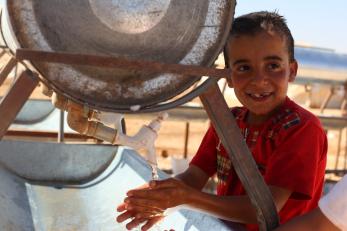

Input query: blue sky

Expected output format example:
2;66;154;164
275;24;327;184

235;0;347;54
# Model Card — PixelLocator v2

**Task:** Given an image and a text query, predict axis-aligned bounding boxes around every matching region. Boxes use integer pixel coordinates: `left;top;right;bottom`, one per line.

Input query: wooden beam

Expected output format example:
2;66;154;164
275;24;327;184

0;57;18;86
0;70;39;139
199;82;279;230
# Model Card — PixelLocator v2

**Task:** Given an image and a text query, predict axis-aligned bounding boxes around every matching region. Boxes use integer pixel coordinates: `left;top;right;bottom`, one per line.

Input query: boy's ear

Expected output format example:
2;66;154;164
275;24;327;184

289;59;298;82
226;77;233;88
224;42;233;88
223;45;230;69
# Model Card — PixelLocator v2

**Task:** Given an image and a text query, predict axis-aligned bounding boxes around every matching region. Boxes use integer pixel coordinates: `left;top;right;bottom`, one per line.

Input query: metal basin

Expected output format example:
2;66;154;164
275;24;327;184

1;0;235;111
0;140;240;230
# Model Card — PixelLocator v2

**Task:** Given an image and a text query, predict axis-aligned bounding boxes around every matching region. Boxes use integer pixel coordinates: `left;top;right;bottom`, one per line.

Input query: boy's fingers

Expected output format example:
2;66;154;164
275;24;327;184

127;188;152;196
127;189;160;198
116;211;134;223
117;203;127;212
120;200;163;216
126;183;151;195
149;178;179;188
125;183;152;197
125;217;147;230
130;205;163;215
126;198;162;210
141;216;164;231
135;211;164;220
127;179;181;197
134;183;150;190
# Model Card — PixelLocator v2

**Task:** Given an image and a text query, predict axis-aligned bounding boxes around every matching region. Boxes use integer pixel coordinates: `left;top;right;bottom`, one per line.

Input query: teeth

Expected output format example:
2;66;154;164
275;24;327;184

249;92;271;98
262;92;271;96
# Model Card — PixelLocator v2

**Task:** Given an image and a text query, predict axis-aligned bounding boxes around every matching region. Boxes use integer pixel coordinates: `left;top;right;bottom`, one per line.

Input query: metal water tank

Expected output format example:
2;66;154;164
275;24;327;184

0;0;235;112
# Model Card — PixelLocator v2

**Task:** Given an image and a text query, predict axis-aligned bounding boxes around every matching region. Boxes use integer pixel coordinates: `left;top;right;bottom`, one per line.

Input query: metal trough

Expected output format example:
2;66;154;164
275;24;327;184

0;140;237;231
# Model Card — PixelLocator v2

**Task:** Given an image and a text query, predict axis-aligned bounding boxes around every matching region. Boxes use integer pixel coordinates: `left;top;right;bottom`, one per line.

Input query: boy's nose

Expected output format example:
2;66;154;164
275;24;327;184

252;72;269;85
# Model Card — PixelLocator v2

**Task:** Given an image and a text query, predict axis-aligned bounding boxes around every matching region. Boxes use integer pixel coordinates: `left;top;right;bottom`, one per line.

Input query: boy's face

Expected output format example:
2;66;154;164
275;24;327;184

226;31;298;123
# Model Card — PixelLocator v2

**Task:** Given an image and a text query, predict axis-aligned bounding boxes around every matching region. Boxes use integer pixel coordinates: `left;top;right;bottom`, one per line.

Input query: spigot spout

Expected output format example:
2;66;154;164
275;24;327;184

115;112;168;168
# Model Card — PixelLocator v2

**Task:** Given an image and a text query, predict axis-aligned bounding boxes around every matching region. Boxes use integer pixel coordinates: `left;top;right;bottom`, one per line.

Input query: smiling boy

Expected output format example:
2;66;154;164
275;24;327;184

116;11;327;231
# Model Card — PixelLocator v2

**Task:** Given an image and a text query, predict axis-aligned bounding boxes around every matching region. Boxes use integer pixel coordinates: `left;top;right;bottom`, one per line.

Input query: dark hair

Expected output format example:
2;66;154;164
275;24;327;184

230;11;295;61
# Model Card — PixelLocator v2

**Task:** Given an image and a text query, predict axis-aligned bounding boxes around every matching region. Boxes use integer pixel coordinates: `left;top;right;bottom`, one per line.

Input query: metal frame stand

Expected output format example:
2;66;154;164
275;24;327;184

14;49;279;230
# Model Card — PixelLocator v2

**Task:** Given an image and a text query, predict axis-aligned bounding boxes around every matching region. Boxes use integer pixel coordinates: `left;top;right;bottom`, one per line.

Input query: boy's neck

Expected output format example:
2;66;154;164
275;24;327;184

246;112;272;126
246;99;287;126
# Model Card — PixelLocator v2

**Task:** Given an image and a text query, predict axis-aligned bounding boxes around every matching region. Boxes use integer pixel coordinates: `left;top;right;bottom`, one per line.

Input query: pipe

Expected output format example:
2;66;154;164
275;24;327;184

66;102;168;165
40;83;53;97
52;92;119;143
66;102;118;144
54;91;168;175
90;111;124;132
51;92;69;111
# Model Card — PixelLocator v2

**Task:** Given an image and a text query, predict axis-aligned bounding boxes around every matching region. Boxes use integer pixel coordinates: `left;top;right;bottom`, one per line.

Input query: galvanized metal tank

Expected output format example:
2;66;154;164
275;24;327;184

0;0;235;111
0;141;242;231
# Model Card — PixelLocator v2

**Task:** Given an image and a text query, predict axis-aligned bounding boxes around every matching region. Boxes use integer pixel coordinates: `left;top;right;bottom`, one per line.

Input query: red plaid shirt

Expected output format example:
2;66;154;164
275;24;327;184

190;97;327;230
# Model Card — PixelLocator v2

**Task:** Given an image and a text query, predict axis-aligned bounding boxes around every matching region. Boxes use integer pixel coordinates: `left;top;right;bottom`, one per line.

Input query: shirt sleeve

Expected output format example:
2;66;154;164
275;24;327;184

319;175;347;231
190;125;218;177
264;121;327;200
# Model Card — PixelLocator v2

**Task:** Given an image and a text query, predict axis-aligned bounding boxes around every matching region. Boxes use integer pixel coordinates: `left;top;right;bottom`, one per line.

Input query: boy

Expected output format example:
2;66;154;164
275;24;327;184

116;11;327;231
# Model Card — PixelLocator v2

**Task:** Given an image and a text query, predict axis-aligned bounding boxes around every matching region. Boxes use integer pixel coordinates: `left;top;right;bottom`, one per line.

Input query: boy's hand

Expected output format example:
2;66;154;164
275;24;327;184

126;178;190;210
116;178;192;230
116;203;164;231
116;182;162;230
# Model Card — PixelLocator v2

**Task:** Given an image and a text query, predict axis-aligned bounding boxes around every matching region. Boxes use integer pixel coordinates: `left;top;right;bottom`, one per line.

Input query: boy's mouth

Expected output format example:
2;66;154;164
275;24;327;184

246;92;273;101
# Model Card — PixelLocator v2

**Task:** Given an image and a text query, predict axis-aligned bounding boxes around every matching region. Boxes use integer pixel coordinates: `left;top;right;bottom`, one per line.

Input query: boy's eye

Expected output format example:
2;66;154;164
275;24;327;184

237;65;250;72
267;63;281;70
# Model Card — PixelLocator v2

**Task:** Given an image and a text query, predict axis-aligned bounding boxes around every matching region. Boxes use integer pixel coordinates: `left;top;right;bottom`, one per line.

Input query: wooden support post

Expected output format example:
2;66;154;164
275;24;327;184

334;129;343;170
0;57;18;86
345;128;347;170
183;122;190;159
342;83;347;115
0;70;39;139
199;82;279;231
320;86;334;114
0;49;7;59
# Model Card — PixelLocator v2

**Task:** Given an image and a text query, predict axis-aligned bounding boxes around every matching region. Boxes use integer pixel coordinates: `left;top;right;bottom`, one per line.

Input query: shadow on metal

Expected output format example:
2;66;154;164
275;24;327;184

0;140;116;183
0;140;243;231
0;98;55;125
14;99;55;125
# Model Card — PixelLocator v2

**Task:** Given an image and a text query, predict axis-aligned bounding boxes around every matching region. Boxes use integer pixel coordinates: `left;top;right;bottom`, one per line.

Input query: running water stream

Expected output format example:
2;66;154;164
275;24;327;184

151;163;159;180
